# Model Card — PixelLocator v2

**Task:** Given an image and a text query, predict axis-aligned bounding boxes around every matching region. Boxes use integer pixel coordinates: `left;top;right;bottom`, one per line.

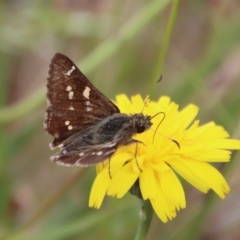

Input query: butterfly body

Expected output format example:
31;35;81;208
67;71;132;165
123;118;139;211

44;53;152;166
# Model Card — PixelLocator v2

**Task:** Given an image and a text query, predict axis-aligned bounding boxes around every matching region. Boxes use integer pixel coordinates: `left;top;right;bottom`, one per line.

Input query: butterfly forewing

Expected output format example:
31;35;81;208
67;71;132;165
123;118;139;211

44;53;120;148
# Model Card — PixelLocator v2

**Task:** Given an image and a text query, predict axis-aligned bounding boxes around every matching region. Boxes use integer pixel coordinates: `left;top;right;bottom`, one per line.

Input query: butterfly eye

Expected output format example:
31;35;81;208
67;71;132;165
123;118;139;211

136;124;145;133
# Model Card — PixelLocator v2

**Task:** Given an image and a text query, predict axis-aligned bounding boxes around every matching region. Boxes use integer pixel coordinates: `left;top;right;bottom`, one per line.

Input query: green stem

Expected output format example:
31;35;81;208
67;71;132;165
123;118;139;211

151;0;180;86
134;200;153;240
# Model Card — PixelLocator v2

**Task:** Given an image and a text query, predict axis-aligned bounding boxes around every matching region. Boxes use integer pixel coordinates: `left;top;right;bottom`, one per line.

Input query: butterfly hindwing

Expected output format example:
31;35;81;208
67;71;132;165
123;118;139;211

52;141;119;167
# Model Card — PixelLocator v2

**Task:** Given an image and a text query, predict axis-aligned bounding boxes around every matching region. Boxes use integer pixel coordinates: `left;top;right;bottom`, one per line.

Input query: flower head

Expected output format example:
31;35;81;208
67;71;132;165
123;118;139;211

89;94;240;222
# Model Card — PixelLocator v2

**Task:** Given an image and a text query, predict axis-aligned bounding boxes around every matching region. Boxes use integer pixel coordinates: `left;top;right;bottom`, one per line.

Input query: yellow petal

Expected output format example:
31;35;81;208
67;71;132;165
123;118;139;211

178;104;199;129
131;95;145;113
150;177;177;223
139;167;156;199
89;169;110;208
207;139;240;149
169;157;210;193
159;170;186;211
170;158;230;198
115;94;132;113
107;163;139;198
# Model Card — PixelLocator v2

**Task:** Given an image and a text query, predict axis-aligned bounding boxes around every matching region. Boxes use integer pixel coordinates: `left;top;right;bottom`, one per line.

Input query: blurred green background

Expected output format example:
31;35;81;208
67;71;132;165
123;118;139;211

1;0;240;239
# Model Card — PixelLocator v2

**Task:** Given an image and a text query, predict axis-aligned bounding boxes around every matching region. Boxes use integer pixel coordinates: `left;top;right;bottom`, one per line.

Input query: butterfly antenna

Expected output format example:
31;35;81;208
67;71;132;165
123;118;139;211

150;111;180;149
150;128;180;149
150;111;165;143
141;75;163;113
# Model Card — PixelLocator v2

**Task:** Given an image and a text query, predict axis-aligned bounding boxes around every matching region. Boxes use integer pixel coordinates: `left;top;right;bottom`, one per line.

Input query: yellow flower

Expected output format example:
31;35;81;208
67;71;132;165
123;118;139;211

89;94;240;222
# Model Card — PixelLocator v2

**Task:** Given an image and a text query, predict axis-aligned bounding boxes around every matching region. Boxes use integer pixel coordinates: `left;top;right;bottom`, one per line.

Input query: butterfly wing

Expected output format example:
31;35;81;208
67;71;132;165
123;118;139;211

44;53;120;149
50;112;138;167
52;141;119;167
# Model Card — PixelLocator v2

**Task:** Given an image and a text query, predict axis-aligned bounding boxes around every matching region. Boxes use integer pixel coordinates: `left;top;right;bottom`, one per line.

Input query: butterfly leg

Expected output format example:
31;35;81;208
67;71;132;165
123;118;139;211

108;157;112;179
125;138;146;147
133;141;142;172
124;139;144;171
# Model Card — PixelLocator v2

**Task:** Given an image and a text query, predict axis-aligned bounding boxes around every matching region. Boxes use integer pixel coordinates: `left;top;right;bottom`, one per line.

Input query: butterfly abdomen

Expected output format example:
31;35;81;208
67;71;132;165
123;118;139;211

65;114;135;150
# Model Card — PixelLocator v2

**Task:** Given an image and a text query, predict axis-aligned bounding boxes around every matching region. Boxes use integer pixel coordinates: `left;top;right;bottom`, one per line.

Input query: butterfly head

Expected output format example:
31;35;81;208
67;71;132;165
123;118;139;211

133;113;152;134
